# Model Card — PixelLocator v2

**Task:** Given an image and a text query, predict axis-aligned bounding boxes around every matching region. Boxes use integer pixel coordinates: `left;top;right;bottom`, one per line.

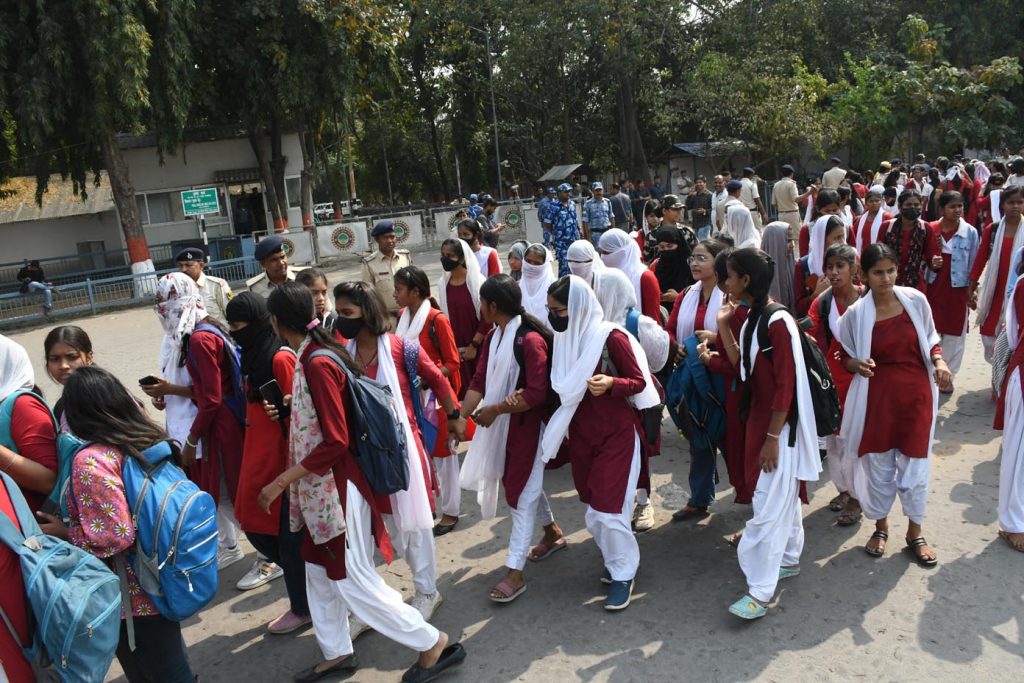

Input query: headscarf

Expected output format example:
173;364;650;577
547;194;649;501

724;204;760;249
598;228;648;306
652;226;693;293
508;240;529;282
438;239;484;322
807;215;836;277
978;217;1024;327
155;272;208;376
566;239;605;285
593;269;670;373
225;292;281;401
760;221;796;310
0;335;34;400
519;244;556;326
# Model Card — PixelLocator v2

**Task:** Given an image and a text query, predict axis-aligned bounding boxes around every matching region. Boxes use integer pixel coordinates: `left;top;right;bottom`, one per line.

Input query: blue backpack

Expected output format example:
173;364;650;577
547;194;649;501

402;340;438;453
121;442;218;624
189;322;247;425
665;335;727;450
309;349;410;495
0;391;86;523
0;471;121;682
624;308;641;338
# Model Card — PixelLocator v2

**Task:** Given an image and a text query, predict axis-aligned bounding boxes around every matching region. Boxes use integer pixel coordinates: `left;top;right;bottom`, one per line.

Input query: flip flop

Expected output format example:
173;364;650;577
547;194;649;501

489;579;527;604
728;595;767;620
864;530;888;557
401;643;467;683
999;529;1024;553
528;537;567;562
905;537;938;566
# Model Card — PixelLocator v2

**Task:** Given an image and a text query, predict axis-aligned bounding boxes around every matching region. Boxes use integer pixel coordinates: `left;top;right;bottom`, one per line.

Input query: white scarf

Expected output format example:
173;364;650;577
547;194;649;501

826;291;843;343
855;209;885;253
475;245;501;276
807;216;834;277
458;317;522;518
991;189;1003;225
0;335;34;400
840;205;854;228
674;283;723;342
725;205;760;249
1007;274;1024;353
567;239;605;285
395;300;431;342
838;287;939;461
737;309;821;481
593;269;636;323
519;245;556;327
598;228;647;304
540;277;659;462
975;162;991;185
977;217;1024;327
803;196;814;226
346;334;433;531
438;238;484;323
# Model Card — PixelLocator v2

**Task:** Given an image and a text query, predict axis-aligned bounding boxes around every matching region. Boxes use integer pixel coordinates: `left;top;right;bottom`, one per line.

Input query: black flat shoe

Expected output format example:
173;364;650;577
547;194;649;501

401;643;467;683
432;519;459;537
293;654;359;682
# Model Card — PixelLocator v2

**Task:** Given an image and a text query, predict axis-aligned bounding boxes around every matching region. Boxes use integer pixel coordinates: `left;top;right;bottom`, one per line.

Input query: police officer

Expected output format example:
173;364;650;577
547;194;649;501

175;247;233;321
246;235;301;298
360;220;412;323
543;182;580;277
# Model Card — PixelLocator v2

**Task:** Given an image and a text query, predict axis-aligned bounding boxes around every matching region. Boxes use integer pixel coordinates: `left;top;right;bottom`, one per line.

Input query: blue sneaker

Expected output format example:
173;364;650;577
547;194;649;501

604;579;633;611
600;568;611;585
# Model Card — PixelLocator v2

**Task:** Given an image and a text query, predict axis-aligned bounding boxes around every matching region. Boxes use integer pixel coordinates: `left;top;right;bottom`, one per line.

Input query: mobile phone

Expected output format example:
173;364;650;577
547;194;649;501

259;379;284;406
139;375;160;386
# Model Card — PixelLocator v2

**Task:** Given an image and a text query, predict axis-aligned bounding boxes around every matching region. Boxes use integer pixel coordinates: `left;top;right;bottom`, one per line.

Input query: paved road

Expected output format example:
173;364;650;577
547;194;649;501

7;253;1023;682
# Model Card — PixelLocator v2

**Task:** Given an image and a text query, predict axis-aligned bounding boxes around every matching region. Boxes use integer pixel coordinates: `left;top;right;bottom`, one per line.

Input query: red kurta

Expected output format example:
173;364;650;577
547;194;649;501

807;291;858;406
853;211;894;251
971;224;1015;336
235;349;295;535
995;283;1024;430
665;285;710;343
445;283;488;399
856;312;936;458
876;219;939;294
565;330;646;513
926;220;970;336
186;330;245;506
708;306;752;503
468;328;551;508
0;480;32;682
8;395;58;513
410;307;461;456
793;260;817;317
299;343;391;580
638;269;662;322
744;318;797;471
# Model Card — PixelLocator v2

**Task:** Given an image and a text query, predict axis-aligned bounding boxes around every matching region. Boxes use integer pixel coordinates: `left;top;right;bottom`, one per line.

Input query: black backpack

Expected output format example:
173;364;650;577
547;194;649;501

748;303;842;446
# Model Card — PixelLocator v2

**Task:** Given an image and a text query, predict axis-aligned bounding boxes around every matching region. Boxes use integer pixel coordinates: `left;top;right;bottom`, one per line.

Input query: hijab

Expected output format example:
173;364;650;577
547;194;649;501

0;335;34;400
652;226;693;292
760;221;796;310
725;205;760;249
519;244;556;326
438;239;485;321
566;239;605;285
508;240;529;282
593;269;670;373
598;228;647;306
225;292;281;401
155;272;208;375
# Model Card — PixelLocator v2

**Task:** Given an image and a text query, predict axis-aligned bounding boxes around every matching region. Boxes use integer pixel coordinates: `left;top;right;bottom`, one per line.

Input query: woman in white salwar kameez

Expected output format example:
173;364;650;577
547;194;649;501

714;248;821;620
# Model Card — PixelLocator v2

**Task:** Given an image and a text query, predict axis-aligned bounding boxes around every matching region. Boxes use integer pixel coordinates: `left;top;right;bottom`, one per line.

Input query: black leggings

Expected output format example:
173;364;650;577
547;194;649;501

244;492;310;617
116;615;194;683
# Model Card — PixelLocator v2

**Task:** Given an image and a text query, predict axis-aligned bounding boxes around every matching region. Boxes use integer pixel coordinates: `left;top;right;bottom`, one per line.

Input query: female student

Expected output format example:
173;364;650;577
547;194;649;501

540;276;661;611
666;239;729;522
145;273;246;570
39;366;195;681
806;243;863;526
798;189;841;256
437;238;488;398
853;188;894;254
879;189;938;293
714;248;821;619
394;266;463;536
456;218;502;277
636;199;662;264
723;205;761;250
996;262;1024;552
296;268;336;330
0;335;57;512
970;185;1024;362
650;226;694;306
224;293;309;633
260;284;465;683
566;239;605;286
794;215;848;316
926;192;980;391
335;281;463;622
975;173;1005;229
507;240;529;281
598;228;662;321
43;325;94;431
458;275;564;602
838;243;951;566
518;244;557;328
759;221;795;311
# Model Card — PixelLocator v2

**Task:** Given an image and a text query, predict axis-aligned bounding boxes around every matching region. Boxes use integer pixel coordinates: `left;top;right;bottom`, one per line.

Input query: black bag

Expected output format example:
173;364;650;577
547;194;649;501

750;303;842;446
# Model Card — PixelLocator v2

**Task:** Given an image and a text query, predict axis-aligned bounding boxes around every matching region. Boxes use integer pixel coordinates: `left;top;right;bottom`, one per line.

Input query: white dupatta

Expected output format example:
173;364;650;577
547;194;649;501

807;216;834;277
976;217;1024;328
540;276;660;462
991;189;1003;225
674;283;723;341
838;287;940;461
395;300;431;342
519;245;556;327
855;209;885;254
438;238;484;322
598;229;647;305
459;317;522;518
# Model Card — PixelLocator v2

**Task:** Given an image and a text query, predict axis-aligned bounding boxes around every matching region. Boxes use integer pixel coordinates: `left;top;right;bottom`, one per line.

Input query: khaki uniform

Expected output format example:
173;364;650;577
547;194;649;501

246;266;301;299
740;178;763;230
360;249;412;315
195;272;233;321
771;177;802;240
717;196;742;232
822;166;846;190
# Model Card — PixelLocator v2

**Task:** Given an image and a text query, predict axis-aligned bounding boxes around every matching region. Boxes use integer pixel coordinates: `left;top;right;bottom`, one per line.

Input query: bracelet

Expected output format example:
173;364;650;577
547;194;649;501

185;436;198;449
766;432;780;440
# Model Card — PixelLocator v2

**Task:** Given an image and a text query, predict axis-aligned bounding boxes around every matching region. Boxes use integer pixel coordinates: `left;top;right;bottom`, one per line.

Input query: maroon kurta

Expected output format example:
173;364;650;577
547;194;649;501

186;329;245;506
744;318;796;469
445;283;488;399
299;343;392;579
468;328;551;508
566;330;646;513
709;306;752;503
926;222;970;336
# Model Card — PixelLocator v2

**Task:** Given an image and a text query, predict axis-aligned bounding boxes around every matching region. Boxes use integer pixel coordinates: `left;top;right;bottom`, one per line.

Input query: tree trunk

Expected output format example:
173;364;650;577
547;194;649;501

615;45;649;181
410;11;449;200
298;125;316;230
269;117;289;229
249;130;286;233
100;130;152;272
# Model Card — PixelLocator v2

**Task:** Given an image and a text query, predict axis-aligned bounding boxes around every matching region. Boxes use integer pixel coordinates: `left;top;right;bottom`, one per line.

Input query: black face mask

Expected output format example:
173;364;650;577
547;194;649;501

441;257;461;272
901;207;921;221
334;316;364;339
229;325;262;350
548;311;569;333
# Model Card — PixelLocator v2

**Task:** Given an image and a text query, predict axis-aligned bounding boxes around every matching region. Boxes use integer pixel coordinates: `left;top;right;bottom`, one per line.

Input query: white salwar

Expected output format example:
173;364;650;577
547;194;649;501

506;439;555;571
585;434;642;582
839;287;939;524
306;482;439;660
1000;368;1024;533
736;310;821;603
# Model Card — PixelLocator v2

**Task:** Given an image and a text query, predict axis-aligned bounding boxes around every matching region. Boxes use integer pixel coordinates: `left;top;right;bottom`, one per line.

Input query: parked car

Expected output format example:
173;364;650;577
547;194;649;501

313;199;364;223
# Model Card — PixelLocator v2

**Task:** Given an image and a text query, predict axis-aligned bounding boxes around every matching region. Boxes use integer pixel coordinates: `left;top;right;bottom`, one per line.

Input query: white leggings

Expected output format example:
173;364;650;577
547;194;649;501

506;448;554;571
584;434;641;582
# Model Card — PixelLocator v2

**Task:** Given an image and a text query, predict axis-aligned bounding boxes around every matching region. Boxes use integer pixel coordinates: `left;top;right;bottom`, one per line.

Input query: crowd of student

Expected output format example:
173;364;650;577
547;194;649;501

0;154;1022;681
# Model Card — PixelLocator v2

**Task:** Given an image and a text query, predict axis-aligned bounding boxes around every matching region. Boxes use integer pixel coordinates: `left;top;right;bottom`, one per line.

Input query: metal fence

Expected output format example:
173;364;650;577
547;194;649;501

0;243;179;293
0;257;258;330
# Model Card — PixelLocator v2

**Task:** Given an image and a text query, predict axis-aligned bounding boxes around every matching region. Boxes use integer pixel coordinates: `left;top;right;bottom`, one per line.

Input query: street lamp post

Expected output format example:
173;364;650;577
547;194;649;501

469;25;503;201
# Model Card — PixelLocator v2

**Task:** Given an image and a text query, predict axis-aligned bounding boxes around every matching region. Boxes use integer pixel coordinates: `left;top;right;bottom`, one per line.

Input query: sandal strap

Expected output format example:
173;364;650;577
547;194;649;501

907;537;928;548
870;530;889;541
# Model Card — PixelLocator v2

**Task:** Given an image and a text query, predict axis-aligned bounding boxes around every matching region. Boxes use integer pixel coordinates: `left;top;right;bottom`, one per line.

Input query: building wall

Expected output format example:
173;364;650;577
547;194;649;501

1;211;123;264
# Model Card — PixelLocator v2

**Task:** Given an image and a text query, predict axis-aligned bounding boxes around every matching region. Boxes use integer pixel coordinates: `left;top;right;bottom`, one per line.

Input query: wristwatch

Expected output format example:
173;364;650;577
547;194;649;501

446;408;461;421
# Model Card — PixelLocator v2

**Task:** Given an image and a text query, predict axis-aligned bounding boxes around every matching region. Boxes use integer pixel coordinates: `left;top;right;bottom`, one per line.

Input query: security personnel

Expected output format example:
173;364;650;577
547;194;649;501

360;220;412;322
246;235;301;298
175;247;233;321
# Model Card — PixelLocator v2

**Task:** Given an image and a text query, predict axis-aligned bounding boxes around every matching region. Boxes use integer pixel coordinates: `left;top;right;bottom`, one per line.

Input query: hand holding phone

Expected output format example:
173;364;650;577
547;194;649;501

139;375;160;386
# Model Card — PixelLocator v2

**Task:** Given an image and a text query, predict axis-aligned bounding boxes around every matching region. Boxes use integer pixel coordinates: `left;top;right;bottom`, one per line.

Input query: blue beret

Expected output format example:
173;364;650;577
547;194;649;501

726;179;743;192
781;164;794;172
254;235;285;261
175;247;204;262
371;220;395;237
557;182;572;192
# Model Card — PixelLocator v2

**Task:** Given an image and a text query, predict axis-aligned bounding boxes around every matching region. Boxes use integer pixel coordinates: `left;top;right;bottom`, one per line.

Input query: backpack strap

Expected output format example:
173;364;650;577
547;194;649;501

745;303;786;381
625;309;641;338
819;290;835;346
798;255;810;280
401;339;423;391
0;391;58;451
115;556;136;652
0;471;41;554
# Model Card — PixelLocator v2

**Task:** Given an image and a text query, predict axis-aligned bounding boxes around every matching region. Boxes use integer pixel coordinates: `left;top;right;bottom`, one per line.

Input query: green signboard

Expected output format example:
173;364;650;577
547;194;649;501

181;188;220;216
